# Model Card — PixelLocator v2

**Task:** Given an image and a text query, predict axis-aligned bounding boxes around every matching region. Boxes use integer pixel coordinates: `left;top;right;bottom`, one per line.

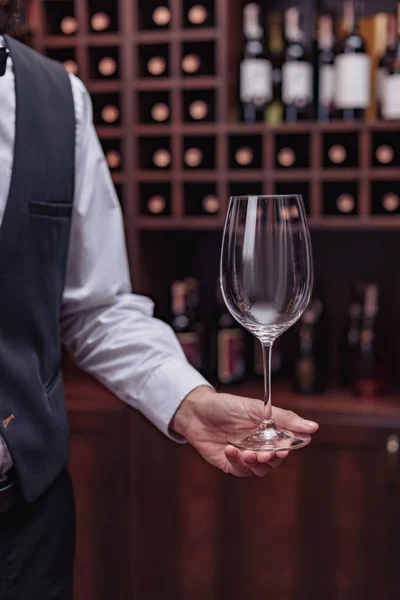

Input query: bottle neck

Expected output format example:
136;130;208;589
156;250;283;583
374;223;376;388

243;2;263;41
267;12;283;53
343;0;357;35
362;284;379;328
185;278;199;316
285;7;303;43
386;14;397;50
318;15;334;50
171;282;187;315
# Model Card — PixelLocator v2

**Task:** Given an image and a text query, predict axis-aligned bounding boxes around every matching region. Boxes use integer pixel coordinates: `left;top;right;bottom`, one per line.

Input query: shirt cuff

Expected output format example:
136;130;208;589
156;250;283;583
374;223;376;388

137;358;213;443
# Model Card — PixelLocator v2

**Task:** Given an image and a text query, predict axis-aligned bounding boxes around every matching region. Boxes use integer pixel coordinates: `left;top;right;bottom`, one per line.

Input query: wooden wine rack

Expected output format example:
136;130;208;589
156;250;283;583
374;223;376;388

30;0;400;274
29;0;400;358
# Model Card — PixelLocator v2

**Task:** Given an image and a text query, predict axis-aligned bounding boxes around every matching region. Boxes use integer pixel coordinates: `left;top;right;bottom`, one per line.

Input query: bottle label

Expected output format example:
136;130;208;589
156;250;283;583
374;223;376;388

240;59;273;105
282;62;313;105
334;54;371;109
178;332;202;371
382;74;400;120
218;329;245;384
319;64;335;107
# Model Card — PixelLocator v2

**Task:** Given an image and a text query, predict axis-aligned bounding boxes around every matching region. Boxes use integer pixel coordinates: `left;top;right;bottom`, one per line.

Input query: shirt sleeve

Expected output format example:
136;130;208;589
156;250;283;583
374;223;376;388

60;75;212;441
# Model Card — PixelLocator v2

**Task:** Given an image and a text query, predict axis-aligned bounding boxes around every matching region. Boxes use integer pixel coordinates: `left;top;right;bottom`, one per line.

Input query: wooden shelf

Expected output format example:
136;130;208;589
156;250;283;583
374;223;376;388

134;169;398;183
222;380;400;429
136;170;218;181
223;121;400;134
135;28;219;43
96;126;125;138
135;76;221;90
111;172;127;184
137;215;400;231
45;34;123;47
65;366;400;430
138;216;225;230
133;124;220;135
130;121;400;135
87;80;122;93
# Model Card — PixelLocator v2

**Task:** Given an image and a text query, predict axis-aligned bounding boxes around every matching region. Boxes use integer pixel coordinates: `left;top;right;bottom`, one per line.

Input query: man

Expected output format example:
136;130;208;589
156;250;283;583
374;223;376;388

0;1;319;598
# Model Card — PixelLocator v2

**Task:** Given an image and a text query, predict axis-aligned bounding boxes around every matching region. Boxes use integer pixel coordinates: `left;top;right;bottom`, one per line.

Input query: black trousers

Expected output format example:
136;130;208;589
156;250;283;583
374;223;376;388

0;468;76;600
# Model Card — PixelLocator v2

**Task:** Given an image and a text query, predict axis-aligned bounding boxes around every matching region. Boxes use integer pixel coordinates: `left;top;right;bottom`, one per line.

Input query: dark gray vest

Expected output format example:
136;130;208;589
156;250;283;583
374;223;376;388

1;36;75;502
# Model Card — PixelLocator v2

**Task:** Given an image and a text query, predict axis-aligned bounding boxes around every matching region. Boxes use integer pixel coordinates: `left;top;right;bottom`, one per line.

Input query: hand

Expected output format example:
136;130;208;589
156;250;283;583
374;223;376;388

171;386;319;478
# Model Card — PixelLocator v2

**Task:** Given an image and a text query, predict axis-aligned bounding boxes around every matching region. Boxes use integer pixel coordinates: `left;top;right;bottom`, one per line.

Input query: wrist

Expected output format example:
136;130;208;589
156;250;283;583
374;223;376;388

171;385;216;438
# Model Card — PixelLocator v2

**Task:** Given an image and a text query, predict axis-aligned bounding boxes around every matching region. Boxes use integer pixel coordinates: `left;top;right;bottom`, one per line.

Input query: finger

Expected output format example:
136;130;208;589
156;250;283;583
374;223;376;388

224;446;253;477
242;451;274;477
273;408;319;433
257;450;289;463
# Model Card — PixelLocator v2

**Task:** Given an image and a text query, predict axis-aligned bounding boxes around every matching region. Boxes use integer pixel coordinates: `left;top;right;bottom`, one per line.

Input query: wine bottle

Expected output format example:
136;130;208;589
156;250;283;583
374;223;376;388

181;53;201;75
171;281;203;371
152;6;172;27
64;60;79;76
60;16;78;35
213;282;246;385
239;1;272;123
101;104;120;124
105;149;121;170
151;102;170;123
334;0;371;121
276;146;296;168
153;148;172;169
91;12;111;32
339;281;363;386
234;146;254;167
282;7;314;122
184;277;200;323
316;14;336;122
375;143;395;165
377;14;397;119
382;192;400;212
147;55;167;76
187;4;208;26
293;292;328;394
97;56;117;77
184;147;203;168
382;3;400;121
265;11;284;125
336;193;356;214
352;283;385;397
147;194;167;215
184;277;205;370
201;194;220;214
188;100;208;121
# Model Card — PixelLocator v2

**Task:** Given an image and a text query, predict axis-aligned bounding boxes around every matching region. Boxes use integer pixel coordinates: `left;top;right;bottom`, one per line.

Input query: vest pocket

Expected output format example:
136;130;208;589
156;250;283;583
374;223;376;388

29;200;73;218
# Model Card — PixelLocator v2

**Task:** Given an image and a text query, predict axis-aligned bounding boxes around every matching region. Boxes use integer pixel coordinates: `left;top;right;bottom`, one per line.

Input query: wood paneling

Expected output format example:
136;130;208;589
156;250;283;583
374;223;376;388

65;372;400;600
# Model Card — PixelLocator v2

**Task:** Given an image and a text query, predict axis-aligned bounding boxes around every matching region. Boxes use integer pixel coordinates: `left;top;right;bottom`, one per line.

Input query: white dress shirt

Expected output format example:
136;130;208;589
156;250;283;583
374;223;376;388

0;38;210;476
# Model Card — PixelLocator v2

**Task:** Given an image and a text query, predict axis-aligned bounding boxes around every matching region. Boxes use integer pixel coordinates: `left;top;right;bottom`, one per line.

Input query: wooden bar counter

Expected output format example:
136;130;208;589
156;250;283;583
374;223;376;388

65;369;400;600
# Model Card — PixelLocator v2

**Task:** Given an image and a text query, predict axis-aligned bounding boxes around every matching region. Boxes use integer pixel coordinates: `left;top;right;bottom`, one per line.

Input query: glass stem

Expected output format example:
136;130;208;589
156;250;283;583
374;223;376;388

262;341;274;426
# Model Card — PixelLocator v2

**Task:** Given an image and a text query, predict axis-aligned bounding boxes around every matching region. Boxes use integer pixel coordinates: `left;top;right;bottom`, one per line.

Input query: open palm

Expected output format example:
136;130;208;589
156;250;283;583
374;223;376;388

172;388;319;478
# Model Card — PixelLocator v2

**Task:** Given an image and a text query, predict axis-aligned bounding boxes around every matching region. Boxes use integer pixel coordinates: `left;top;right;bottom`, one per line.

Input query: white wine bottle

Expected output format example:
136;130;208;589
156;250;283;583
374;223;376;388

334;0;371;120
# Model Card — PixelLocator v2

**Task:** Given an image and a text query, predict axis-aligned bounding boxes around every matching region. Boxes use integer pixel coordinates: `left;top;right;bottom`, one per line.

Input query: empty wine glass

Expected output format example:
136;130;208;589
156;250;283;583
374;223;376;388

220;195;313;451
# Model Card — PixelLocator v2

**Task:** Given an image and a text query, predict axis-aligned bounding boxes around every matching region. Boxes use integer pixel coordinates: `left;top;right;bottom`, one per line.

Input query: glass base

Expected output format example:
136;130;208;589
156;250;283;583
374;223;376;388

227;421;311;453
